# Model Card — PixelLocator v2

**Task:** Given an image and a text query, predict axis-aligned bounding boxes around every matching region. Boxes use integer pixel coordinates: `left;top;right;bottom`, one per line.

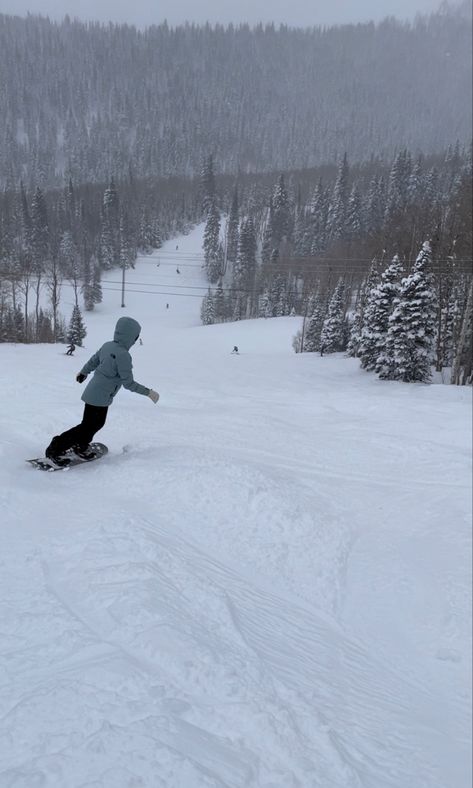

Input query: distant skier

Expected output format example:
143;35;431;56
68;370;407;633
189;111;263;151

45;316;159;466
231;346;239;354
176;245;179;250
176;267;181;274
65;342;75;356
320;344;326;357
166;303;169;309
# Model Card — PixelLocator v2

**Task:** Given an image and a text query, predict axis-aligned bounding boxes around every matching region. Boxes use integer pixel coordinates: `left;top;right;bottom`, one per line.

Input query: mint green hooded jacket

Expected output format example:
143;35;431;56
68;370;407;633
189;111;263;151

80;317;150;407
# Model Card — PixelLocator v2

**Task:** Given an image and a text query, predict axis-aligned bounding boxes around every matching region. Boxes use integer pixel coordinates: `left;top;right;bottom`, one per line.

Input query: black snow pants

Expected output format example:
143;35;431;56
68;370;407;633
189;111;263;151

47;404;108;455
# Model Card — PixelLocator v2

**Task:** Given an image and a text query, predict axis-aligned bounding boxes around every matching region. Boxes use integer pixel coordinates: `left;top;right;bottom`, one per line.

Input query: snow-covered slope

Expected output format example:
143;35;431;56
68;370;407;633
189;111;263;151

0;226;471;788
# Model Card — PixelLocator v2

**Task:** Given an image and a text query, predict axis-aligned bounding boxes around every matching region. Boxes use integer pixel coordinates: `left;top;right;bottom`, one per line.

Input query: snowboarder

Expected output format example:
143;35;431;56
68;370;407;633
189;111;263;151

231;346;239;354
176;267;180;274
45;316;159;466
66;342;75;356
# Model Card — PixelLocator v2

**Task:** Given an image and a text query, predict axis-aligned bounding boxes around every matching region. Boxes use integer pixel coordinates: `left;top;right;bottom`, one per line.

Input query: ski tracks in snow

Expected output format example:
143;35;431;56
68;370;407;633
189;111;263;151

0;476;467;787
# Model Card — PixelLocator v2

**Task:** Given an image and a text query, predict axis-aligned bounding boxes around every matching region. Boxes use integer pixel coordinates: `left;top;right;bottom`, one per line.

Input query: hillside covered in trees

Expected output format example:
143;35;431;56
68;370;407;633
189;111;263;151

0;5;471;188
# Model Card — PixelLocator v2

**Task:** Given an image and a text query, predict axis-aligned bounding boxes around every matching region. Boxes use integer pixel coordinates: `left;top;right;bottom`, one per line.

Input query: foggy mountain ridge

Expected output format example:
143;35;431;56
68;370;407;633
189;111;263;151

0;9;471;188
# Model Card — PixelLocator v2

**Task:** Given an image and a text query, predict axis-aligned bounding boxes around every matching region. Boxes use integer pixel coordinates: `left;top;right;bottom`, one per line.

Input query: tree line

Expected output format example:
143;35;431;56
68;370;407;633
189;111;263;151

0;173;201;343
200;146;472;384
0;6;471;189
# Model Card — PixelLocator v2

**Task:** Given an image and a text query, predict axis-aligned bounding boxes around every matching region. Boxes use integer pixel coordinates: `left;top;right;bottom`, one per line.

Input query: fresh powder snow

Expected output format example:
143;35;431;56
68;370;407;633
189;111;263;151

0;225;471;787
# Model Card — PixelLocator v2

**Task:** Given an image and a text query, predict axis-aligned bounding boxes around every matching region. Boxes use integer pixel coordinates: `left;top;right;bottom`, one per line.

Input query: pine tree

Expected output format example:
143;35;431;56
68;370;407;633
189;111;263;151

82;256;94;311
67;304;87;347
272;174;291;246
200;289;215;325
303;296;326;352
100;179;120;269
358;255;404;372
364;176;386;236
60;230;81;305
226;187;239;264
30;186;49;264
346;286;365;358
233;217;256;292
203;202;221;283
328;153;349;240
384;149;411;226
92;262;103;305
346;185;363;240
381;242;438;382
261;198;275;265
258;289;272;318
201;154;216;215
320;279;347;352
306;180;329;254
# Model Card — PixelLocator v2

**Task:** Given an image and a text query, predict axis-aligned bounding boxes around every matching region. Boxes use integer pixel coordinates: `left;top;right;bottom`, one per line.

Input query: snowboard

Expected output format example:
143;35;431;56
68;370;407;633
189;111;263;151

26;442;108;472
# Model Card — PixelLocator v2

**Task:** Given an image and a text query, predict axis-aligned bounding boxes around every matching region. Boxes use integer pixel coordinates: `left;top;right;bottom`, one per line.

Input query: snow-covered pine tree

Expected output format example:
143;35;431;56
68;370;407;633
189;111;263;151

82;256;95;311
138;208;154;253
100;179;120;269
364;175;386;236
327;153;349;240
200;288;215;325
261;199;275;265
92;262;103;305
258;289;273;318
357;255;404;372
381;242;438;382
407;157;422;205
303;295;326;352
226;187;239;264
384;149;410;226
233;217;256;294
320;278;347;352
293;205;305;257
346;285;366;357
275;286;290;317
201;155;216;216
67;303;87;347
272;174;291;246
203;202;221;283
346;185;363;240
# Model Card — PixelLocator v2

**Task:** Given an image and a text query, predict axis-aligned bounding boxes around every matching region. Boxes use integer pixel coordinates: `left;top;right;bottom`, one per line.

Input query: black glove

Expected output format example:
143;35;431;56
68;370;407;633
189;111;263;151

76;373;87;383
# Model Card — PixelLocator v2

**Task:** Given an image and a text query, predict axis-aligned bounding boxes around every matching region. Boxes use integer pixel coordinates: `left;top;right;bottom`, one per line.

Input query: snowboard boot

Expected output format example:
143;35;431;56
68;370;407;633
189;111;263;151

72;444;96;461
45;444;71;467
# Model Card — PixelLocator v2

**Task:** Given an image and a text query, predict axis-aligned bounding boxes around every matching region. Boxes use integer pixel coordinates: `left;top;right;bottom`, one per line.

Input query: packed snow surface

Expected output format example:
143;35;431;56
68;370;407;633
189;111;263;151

0;226;471;788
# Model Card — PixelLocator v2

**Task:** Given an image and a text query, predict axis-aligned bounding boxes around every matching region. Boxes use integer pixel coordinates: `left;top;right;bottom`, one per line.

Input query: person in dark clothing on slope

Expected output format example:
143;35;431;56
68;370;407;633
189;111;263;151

66;342;75;356
45;316;159;466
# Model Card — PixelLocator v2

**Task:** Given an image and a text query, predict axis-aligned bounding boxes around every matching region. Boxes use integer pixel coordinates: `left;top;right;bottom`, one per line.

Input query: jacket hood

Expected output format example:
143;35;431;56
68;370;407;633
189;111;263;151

113;316;141;350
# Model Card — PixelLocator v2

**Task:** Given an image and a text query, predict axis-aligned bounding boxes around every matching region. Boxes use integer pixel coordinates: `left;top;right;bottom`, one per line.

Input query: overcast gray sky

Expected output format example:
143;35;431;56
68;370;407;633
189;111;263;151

0;0;443;27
